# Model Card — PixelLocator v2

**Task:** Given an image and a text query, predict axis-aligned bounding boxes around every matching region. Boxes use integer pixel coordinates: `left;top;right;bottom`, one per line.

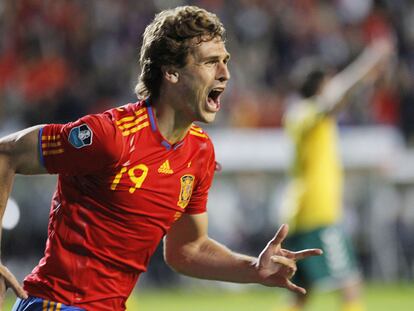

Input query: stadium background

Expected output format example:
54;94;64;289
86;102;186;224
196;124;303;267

1;0;414;310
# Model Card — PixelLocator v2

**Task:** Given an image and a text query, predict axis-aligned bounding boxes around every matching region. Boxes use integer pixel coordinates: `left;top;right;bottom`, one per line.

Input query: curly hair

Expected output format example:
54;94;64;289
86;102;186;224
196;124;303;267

135;6;226;100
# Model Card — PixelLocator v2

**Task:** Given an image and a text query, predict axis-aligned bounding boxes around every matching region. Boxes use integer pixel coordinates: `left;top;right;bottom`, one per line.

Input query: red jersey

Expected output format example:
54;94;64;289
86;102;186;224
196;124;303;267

23;100;216;310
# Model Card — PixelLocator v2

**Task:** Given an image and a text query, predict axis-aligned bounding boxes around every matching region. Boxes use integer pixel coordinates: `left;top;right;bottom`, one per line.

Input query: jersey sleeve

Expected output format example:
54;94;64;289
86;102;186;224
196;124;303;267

39;113;124;175
185;142;216;215
283;102;323;141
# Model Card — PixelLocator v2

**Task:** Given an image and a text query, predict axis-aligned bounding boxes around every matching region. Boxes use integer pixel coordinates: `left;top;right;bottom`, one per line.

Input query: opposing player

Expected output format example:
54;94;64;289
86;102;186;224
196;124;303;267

0;6;322;311
280;38;393;311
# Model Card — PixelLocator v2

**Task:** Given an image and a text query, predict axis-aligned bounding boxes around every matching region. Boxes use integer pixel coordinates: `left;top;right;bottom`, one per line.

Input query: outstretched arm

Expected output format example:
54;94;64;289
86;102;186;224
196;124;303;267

319;38;394;115
0;125;47;305
164;212;322;294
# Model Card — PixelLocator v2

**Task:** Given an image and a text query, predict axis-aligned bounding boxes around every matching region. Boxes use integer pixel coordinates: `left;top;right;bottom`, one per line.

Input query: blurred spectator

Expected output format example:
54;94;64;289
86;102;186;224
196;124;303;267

0;0;413;142
1;0;413;293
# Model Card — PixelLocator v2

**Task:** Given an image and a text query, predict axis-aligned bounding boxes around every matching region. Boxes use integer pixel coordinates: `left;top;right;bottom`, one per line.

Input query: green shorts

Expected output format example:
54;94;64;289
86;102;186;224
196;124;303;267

285;225;361;290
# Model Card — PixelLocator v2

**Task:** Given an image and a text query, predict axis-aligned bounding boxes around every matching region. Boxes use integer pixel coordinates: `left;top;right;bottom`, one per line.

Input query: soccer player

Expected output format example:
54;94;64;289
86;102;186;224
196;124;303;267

0;6;322;311
280;38;393;311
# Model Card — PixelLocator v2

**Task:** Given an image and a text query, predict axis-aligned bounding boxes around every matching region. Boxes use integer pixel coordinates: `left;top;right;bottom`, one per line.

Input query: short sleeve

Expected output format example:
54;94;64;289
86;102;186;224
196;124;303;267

40;113;124;175
185;142;216;215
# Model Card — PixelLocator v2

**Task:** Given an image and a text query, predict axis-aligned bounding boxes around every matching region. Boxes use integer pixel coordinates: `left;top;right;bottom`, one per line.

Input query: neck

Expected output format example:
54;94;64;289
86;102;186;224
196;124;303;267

151;93;193;145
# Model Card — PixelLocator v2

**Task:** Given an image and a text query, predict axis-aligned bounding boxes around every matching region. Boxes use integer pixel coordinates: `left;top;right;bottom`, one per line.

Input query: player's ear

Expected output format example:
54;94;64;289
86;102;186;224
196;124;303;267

163;66;179;83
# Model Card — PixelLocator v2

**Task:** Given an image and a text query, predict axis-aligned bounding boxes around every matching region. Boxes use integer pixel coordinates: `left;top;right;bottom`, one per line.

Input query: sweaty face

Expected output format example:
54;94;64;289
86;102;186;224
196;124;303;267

175;37;231;123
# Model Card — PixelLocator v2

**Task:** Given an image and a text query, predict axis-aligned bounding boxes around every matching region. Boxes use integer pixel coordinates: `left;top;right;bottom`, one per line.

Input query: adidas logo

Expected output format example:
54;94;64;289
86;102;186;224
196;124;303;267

158;160;174;174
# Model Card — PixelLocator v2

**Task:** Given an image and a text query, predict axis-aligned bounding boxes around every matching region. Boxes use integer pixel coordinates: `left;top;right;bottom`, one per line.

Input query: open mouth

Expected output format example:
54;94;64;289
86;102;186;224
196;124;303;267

207;88;224;112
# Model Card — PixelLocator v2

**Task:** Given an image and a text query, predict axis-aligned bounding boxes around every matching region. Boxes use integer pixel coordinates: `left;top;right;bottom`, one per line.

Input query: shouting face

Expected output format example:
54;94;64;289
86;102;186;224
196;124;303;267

172;36;231;124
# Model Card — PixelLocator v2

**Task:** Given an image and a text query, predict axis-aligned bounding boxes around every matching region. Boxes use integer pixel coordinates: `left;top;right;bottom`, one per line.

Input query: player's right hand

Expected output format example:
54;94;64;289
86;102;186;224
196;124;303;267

255;224;322;294
0;263;28;307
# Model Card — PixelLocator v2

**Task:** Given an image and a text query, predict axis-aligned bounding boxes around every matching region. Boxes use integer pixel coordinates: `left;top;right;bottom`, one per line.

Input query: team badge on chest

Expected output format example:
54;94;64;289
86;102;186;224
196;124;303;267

177;174;195;209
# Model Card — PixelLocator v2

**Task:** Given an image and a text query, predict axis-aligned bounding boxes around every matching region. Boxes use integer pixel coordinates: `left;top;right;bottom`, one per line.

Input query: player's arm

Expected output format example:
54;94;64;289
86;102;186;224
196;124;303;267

318;38;394;116
164;212;322;294
0;126;46;304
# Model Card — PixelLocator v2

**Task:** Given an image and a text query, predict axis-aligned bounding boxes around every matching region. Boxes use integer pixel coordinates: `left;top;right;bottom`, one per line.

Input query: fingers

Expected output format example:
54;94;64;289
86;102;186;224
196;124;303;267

284;248;323;261
271;255;296;276
0;278;6;305
271;255;296;279
0;265;28;299
9;282;28;300
286;280;306;295
269;224;289;247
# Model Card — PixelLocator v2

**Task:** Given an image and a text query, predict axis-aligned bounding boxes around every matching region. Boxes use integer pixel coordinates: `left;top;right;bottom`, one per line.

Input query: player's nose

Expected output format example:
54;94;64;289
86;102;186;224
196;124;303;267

217;62;230;83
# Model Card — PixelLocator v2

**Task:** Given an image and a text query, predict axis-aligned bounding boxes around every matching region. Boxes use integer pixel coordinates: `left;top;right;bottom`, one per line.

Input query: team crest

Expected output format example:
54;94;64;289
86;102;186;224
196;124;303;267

177;175;195;209
68;124;93;149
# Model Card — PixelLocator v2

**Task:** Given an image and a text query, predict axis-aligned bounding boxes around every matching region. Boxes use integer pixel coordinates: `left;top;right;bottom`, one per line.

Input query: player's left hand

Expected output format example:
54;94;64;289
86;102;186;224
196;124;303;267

0;263;28;308
255;224;322;294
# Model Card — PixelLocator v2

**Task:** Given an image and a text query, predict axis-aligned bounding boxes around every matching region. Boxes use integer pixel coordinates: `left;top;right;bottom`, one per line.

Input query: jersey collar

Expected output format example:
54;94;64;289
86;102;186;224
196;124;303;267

145;98;186;151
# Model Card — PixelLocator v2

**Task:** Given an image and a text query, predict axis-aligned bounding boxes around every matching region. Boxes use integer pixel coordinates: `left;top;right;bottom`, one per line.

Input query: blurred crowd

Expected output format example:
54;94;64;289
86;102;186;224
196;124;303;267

0;0;413;142
1;0;414;286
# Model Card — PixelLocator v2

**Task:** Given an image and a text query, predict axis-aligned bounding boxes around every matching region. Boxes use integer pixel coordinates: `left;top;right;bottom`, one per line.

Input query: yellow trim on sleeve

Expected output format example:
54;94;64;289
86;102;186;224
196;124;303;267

42;141;62;148
42;135;61;141
42;148;65;156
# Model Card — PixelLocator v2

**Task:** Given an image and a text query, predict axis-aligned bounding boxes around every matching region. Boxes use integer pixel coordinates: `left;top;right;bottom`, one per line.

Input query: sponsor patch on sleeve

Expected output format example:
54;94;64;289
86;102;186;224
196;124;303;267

68;124;93;149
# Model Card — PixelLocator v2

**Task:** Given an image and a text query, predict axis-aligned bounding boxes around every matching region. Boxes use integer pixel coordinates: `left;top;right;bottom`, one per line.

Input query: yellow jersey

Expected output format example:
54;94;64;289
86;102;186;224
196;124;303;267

282;99;343;233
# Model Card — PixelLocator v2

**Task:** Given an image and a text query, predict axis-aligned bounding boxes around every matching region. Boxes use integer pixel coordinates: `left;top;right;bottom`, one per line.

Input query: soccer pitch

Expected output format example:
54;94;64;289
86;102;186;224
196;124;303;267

4;283;414;310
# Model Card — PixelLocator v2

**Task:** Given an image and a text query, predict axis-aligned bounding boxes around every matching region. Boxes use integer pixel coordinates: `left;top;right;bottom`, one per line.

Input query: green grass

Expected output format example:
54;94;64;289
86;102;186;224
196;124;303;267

4;283;414;310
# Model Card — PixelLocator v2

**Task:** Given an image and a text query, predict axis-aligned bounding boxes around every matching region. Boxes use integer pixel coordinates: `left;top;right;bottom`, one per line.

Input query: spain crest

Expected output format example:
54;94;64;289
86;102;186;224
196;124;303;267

177;174;195;209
